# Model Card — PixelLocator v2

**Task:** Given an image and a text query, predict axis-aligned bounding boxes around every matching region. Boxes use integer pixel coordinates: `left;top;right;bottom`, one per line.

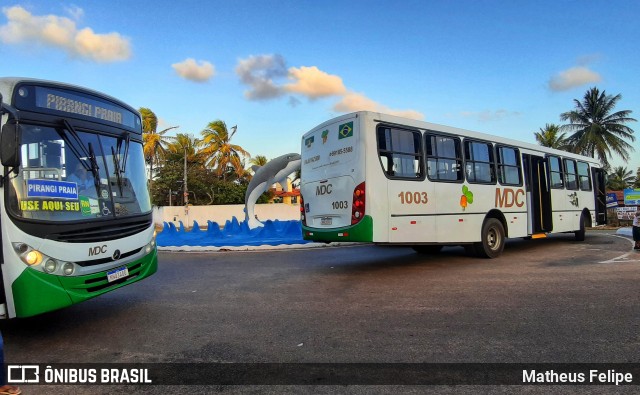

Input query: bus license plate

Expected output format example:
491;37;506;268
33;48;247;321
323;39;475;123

107;267;129;283
321;217;332;225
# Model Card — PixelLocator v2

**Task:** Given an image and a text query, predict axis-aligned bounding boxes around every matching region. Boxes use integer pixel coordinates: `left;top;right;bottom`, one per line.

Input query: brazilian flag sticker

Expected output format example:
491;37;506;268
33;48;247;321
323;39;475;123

305;136;314;148
338;122;353;139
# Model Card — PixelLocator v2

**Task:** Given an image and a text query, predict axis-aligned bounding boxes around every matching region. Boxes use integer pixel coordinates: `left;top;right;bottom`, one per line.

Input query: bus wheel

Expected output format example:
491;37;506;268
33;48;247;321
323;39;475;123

412;245;443;254
574;213;586;241
474;218;505;259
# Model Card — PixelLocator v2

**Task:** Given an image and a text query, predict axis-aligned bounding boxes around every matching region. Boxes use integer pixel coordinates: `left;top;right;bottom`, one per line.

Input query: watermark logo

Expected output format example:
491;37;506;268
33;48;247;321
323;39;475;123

8;365;40;383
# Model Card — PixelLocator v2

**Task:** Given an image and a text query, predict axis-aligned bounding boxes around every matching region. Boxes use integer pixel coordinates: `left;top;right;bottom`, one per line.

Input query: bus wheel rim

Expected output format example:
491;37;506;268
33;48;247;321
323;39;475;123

487;227;500;250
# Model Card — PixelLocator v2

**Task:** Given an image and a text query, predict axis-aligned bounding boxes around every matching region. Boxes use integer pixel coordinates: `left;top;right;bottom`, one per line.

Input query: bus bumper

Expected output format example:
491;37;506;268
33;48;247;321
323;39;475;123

11;248;158;318
302;215;373;242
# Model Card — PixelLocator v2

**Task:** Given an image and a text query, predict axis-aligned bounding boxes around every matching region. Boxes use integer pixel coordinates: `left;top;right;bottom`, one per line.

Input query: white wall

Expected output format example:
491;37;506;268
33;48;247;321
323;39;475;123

153;204;300;228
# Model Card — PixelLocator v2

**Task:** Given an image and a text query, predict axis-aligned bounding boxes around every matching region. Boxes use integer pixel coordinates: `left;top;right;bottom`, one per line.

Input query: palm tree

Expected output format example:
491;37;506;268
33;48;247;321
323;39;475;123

249;155;269;169
200;120;250;181
140;107;177;186
634;167;640;189
560;87;636;168
606;166;634;191
166;133;203;164
534;123;568;149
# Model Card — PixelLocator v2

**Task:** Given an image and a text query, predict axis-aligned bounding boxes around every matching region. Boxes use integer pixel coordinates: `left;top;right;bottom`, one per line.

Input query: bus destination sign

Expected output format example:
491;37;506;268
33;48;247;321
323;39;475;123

31;86;137;129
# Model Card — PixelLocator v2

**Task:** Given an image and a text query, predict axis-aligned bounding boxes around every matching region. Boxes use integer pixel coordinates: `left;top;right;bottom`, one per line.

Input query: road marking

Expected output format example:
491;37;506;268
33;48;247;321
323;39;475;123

599;235;640;264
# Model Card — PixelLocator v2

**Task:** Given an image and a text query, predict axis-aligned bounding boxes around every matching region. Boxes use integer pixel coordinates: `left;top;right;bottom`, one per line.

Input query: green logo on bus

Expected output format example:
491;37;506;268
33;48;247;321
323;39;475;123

338;122;353;139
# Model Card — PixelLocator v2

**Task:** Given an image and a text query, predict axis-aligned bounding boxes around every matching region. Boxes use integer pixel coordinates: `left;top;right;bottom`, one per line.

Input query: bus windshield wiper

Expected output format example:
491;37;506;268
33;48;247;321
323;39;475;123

61;120;93;171
61;119;100;191
111;146;124;195
119;133;130;173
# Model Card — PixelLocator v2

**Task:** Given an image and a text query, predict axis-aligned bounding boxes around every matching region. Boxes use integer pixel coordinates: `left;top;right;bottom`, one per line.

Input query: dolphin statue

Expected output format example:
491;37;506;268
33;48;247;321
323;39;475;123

244;153;302;229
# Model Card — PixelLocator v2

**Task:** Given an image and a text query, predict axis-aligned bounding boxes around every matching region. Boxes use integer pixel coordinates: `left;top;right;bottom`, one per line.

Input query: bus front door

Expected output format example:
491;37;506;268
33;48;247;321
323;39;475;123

523;154;553;234
592;167;607;225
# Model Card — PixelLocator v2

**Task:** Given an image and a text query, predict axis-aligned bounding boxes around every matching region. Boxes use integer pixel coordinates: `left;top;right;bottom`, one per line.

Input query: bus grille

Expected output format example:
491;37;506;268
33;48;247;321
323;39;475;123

46;219;152;243
75;247;143;267
84;262;143;293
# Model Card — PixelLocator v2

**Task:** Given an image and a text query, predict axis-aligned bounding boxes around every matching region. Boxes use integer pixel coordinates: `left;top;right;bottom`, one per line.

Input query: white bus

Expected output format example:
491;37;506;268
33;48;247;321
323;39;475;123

300;111;607;258
0;78;157;318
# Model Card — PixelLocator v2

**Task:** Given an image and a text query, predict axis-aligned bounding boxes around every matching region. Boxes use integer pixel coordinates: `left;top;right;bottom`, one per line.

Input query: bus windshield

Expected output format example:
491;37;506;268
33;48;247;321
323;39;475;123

7;123;151;221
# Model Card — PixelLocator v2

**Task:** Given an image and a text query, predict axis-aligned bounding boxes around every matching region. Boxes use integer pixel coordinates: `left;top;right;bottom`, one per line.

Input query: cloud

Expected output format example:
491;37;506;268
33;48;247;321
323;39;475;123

334;91;424;120
235;54;288;100
172;58;215;82
285;66;347;99
236;54;423;119
548;66;602;92
0;5;131;62
459;109;521;122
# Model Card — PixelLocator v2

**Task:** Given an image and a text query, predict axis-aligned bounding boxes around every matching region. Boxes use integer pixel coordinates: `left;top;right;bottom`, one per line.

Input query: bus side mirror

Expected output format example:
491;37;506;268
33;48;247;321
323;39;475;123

1;123;21;168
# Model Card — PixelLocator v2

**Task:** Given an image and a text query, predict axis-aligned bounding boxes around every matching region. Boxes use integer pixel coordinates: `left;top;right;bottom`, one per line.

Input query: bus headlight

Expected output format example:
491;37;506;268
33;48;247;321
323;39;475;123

25;250;43;266
62;262;75;275
145;231;157;254
44;259;58;273
12;242;76;275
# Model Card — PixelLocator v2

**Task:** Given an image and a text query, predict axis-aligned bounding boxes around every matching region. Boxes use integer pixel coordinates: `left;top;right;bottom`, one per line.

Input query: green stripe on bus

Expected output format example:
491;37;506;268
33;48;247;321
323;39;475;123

12;248;158;318
302;215;373;242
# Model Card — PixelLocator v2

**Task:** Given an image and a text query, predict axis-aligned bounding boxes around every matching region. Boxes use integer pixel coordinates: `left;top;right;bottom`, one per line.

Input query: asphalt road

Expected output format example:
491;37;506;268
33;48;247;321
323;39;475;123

3;230;639;393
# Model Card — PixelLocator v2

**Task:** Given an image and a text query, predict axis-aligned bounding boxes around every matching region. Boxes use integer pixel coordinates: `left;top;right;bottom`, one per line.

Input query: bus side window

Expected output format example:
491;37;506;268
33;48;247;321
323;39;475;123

425;133;463;182
548;155;564;189
376;126;423;179
497;146;522;186
564;159;579;190
464;140;496;184
577;161;592;191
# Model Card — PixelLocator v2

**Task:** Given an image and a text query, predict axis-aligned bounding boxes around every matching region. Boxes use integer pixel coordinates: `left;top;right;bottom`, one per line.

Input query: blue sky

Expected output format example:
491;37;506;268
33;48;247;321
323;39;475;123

1;1;638;171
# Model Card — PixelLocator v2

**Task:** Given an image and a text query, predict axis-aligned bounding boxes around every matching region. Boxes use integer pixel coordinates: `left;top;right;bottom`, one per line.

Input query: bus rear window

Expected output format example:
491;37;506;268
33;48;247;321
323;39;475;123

377;126;423;180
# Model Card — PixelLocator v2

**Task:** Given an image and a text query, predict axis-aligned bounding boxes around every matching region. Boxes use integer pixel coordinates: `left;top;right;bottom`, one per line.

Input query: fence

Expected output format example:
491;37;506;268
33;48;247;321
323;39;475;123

153;204;300;229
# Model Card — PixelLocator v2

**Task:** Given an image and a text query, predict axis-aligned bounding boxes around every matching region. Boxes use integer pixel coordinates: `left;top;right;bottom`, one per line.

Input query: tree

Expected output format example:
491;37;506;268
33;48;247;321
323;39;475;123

200;120;250;181
165;133;203;165
560;87;636;168
634;167;640;189
249;155;269;168
606;166;634;191
140;107;177;188
534;124;568;149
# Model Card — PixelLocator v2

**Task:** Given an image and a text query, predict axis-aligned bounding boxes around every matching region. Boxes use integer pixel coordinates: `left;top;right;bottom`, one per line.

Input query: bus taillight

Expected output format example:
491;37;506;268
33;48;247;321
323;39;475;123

352;182;365;225
300;194;307;226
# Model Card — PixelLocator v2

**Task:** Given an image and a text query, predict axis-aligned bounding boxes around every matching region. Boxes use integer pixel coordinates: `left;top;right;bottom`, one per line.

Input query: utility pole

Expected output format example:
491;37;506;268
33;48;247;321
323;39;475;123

183;147;189;211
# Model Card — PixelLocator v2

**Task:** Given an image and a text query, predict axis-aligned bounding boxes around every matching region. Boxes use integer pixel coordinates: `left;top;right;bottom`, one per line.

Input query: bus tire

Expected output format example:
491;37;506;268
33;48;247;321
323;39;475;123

412;245;443;254
574;213;586;241
474;218;505;259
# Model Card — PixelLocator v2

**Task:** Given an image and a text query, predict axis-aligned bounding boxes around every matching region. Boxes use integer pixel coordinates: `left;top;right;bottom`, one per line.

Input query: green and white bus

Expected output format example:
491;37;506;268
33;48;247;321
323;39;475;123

300;111;607;258
0;78;157;318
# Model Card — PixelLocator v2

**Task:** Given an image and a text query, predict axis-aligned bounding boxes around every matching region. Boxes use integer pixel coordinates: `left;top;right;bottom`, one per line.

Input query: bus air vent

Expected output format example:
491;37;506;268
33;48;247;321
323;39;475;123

45;219;152;243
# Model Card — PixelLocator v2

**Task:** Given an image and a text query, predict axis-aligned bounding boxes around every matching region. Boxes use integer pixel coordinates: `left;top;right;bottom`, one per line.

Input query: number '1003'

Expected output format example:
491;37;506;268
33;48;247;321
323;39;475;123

398;191;428;204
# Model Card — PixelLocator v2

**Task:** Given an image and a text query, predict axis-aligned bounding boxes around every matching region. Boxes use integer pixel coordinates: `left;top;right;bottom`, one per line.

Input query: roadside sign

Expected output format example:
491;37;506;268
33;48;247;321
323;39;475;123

623;188;640;205
616;206;638;220
606;193;618;208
